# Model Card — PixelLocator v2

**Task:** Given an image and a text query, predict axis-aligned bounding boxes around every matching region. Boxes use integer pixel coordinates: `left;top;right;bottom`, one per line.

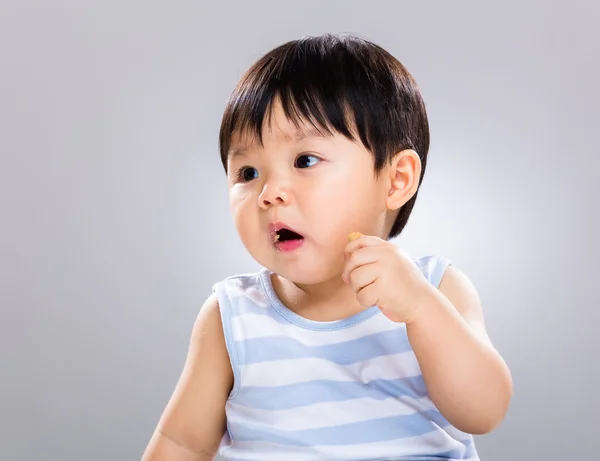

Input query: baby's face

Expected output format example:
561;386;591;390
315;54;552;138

226;101;392;284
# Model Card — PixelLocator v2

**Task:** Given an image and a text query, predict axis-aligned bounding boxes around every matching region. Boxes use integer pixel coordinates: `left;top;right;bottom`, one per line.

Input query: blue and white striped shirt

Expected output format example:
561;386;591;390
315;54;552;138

212;255;479;460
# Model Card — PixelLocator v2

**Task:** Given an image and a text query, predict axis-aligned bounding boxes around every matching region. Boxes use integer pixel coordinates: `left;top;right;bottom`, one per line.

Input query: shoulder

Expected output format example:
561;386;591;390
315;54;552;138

192;292;220;330
189;293;227;356
412;254;490;340
437;264;482;319
435;261;492;343
410;254;453;288
212;269;265;294
188;292;235;393
211;268;271;310
208;269;270;399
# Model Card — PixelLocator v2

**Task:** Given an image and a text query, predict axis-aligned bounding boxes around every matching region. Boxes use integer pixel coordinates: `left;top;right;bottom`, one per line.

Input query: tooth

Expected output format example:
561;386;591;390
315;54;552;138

274;233;280;242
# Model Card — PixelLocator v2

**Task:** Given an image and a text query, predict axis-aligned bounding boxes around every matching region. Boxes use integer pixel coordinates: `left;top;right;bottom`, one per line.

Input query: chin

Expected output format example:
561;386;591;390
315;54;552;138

246;241;342;285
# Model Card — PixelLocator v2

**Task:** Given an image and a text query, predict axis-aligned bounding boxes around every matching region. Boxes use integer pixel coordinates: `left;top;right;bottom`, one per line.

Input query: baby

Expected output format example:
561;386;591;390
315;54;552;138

142;33;512;461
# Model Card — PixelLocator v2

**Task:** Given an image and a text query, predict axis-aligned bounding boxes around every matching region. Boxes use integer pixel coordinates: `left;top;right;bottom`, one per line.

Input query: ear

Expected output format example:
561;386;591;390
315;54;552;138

385;149;421;211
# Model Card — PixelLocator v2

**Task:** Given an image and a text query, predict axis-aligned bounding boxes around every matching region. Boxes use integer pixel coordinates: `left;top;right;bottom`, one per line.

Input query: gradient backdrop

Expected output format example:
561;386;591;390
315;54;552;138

1;2;598;460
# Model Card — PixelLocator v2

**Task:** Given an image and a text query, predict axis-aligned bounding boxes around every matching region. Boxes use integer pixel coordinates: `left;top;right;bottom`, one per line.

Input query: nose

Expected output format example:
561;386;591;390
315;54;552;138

258;181;290;209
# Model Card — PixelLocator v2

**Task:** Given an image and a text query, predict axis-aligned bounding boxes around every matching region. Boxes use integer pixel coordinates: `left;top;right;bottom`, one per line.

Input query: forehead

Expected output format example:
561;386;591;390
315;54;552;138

227;118;330;160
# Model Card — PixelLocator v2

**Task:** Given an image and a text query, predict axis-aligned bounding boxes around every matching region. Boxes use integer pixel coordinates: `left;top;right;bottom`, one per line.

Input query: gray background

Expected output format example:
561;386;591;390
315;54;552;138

1;1;598;460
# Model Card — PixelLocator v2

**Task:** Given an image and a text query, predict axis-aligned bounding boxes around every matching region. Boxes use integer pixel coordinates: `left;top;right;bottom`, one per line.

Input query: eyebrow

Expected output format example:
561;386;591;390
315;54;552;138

227;126;329;160
227;146;249;160
291;126;328;143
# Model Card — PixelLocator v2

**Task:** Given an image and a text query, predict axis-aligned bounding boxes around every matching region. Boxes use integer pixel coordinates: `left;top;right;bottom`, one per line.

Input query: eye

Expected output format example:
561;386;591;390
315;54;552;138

294;154;320;169
236;166;258;182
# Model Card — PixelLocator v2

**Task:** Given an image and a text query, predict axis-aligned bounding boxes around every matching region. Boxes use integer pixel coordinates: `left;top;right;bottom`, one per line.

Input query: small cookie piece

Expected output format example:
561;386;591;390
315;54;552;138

348;232;362;241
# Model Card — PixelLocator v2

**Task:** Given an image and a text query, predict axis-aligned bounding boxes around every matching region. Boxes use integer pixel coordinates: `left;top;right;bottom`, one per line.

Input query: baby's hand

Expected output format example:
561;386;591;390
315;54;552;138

343;233;432;324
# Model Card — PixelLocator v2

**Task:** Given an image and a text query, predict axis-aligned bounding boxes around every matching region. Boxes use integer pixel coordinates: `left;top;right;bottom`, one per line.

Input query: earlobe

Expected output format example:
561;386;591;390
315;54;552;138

386;149;421;210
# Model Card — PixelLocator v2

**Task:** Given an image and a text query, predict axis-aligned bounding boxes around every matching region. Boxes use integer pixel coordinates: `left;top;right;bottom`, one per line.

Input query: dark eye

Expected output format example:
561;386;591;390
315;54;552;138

295;154;320;169
237;167;258;182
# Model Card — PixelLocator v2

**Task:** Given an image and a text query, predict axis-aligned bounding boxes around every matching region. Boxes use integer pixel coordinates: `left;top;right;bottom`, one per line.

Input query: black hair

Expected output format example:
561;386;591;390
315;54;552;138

218;33;430;239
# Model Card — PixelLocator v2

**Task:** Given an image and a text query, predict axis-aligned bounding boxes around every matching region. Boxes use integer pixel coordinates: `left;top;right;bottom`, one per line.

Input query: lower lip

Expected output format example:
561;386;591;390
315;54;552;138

275;239;304;252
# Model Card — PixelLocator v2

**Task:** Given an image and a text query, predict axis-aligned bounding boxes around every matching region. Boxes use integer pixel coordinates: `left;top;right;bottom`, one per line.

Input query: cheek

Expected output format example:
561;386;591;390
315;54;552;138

229;188;260;243
309;175;386;245
229;183;255;213
314;173;378;213
229;189;249;224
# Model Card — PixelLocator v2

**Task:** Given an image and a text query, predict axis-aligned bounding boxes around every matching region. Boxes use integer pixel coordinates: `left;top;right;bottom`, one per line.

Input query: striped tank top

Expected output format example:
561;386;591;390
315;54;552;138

212;255;479;460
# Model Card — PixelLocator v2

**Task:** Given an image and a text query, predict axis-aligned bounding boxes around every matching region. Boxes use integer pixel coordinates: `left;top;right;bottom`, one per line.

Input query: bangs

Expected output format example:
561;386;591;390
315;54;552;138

219;35;400;171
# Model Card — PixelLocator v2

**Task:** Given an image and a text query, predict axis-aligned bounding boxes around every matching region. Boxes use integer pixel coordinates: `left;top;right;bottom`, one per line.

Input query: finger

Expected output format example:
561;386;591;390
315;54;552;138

347;263;378;293
356;279;380;308
342;246;380;283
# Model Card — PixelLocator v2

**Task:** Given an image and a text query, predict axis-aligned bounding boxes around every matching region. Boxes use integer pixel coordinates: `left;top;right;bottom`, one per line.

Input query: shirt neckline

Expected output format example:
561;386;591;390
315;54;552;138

258;267;381;331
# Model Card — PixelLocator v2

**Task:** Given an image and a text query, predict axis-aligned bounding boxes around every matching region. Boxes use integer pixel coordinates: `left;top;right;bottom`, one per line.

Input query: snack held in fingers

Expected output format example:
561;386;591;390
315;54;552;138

348;232;363;241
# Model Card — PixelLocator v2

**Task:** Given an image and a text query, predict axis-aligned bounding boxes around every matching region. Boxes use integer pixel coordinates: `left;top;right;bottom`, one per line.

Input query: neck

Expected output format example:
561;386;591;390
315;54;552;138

271;272;366;322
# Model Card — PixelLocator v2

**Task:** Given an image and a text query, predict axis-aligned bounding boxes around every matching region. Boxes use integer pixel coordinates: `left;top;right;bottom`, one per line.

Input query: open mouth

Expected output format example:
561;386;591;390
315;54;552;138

274;228;304;243
272;227;305;252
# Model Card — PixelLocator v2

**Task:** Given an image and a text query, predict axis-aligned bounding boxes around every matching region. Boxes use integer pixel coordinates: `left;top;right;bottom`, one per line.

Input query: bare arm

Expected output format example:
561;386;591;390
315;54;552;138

142;293;233;460
407;266;513;435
